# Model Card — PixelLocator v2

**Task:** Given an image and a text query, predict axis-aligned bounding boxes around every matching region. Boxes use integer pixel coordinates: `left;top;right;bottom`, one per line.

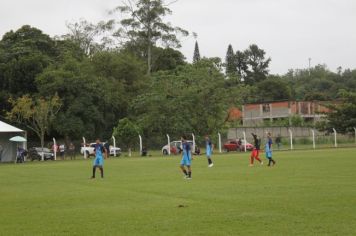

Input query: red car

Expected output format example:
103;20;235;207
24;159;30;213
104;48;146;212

223;139;254;152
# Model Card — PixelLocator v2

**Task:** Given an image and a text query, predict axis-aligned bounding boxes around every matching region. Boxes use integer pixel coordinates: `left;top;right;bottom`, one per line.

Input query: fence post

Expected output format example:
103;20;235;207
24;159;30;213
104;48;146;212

82;137;87;159
53;137;57;161
166;134;171;155
333;128;337;148
243;131;247;152
218;132;222;153
288;128;294;150
311;129;316;150
139;135;143;155
112;136;116;157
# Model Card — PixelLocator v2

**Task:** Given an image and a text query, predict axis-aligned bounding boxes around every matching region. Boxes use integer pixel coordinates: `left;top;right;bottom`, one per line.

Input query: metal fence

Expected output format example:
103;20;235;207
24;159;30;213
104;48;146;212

227;127;356;151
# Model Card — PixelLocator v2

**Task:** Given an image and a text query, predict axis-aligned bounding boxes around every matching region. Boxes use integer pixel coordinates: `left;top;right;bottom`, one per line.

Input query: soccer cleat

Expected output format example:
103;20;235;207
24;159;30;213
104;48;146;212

260;161;264;165
208;163;214;167
186;177;192;180
249;164;254;167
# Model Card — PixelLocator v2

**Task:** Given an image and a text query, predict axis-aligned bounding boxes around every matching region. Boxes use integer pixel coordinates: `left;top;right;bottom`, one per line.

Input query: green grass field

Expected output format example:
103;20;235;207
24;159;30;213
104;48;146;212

0;148;355;236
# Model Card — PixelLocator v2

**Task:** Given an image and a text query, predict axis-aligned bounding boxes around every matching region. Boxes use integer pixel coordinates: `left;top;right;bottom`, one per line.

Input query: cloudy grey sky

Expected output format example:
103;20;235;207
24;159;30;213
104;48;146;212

1;0;355;74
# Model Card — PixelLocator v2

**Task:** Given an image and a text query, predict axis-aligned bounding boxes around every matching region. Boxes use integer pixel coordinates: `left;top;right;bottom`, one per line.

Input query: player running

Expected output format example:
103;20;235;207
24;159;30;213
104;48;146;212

205;135;214;167
250;133;263;166
180;136;192;179
91;138;106;179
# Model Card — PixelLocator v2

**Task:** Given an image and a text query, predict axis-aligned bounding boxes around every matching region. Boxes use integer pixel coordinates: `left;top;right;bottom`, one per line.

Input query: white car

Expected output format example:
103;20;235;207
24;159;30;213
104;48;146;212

162;140;194;155
81;143;121;156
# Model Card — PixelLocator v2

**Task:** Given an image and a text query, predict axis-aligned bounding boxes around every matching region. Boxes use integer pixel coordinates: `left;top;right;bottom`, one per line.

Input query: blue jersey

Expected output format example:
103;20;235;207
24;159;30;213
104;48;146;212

268;137;273;149
206;140;212;157
93;143;104;166
181;142;191;166
265;143;272;158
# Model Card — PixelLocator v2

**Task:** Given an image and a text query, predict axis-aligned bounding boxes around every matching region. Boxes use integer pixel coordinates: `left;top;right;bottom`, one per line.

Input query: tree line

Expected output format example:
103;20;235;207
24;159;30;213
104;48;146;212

1;0;356;149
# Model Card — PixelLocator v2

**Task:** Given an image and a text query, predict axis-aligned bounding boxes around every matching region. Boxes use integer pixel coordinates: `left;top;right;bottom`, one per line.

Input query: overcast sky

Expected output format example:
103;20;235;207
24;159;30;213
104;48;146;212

1;0;355;74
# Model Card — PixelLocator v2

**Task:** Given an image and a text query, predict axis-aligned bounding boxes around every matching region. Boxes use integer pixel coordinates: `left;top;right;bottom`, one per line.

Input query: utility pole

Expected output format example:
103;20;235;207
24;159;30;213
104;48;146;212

308;58;311;76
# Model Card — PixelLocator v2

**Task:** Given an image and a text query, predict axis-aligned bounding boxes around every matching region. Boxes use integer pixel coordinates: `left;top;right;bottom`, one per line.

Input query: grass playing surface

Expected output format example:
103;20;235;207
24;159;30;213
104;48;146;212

0;148;355;236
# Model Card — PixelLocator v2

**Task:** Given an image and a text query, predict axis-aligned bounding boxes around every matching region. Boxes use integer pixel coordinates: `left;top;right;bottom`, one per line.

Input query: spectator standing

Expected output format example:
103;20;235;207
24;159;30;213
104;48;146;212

69;143;75;160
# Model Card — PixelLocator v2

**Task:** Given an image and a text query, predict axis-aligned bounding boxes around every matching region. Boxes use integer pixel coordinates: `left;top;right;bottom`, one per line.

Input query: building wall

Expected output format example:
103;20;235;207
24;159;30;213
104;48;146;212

242;101;327;126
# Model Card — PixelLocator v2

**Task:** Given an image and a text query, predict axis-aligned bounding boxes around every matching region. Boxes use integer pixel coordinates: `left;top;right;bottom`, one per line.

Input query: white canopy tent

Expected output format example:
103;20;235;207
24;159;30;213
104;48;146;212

0;120;26;163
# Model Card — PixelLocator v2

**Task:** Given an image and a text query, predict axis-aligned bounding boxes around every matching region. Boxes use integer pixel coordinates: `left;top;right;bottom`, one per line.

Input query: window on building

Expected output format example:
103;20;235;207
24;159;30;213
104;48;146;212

262;104;270;113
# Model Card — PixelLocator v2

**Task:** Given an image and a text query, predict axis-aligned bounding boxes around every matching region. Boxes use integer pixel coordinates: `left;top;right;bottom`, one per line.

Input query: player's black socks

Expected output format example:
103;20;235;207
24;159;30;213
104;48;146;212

208;158;212;165
188;171;191;178
100;167;104;178
183;169;188;176
92;167;96;178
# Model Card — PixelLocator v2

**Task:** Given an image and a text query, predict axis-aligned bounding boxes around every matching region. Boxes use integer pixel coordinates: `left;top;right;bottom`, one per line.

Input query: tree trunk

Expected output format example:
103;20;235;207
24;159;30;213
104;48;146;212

128;147;132;157
147;39;152;75
40;131;45;161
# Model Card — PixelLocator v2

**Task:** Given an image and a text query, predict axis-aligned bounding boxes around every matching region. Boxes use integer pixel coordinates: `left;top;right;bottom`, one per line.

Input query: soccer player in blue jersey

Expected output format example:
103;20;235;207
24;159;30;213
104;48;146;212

265;133;276;166
205;135;214;167
265;140;276;166
267;132;273;149
91;138;107;179
180;135;192;179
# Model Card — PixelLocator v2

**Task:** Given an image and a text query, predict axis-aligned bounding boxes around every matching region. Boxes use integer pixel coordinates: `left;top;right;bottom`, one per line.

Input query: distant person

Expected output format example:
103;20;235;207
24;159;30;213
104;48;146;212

265;141;276;167
180;135;192;180
205;135;214;167
52;143;58;155
69;143;75;160
194;146;200;155
91;138;106;179
59;144;65;160
250;133;263;166
141;147;147;157
104;141;110;159
275;134;282;150
16;147;26;163
267;132;273;149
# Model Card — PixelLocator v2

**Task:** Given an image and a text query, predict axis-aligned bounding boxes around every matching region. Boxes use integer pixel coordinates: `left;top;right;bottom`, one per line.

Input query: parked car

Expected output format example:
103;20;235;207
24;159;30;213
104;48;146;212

28;147;55;161
223;139;254;152
162;140;194;155
80;143;121;156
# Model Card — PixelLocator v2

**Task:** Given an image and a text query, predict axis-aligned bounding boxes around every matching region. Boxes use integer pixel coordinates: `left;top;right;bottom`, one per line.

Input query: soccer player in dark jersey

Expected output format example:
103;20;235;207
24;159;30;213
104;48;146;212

91;138;106;179
250;133;263;166
180;135;192;179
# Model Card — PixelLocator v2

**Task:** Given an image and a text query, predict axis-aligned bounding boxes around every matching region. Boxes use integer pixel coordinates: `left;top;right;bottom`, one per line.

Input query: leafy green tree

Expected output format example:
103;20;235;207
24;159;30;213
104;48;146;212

225;44;236;76
193;41;201;63
112;118;141;156
151;47;186;72
256;77;291;102
7;95;61;158
0;25;57;95
318;90;356;134
244;44;271;85
36;49;146;140
235;50;248;81
111;0;189;74
130;59;229;146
